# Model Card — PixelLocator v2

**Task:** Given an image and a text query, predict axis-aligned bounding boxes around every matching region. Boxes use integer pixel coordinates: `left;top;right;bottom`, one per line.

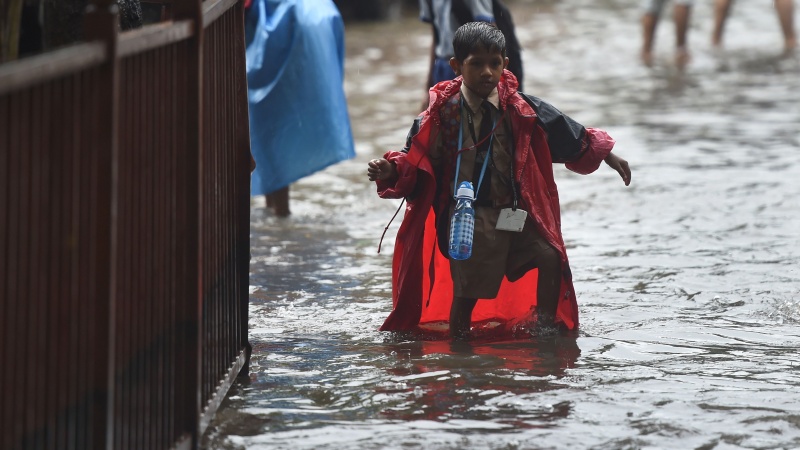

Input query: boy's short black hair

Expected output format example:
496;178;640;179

452;21;507;62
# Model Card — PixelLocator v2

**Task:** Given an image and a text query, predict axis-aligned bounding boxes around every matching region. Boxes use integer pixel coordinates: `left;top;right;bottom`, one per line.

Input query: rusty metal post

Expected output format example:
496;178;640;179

232;0;252;379
82;1;119;448
171;0;204;447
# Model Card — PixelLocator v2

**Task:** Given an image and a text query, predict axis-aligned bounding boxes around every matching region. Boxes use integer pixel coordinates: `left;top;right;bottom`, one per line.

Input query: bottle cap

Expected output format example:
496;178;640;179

456;181;475;200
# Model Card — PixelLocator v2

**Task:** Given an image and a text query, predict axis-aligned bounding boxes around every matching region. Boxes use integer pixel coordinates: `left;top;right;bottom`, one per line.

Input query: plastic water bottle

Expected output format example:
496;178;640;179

449;181;475;260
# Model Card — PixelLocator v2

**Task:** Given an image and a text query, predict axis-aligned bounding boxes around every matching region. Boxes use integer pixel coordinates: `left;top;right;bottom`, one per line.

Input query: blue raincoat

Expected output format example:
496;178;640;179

245;0;355;195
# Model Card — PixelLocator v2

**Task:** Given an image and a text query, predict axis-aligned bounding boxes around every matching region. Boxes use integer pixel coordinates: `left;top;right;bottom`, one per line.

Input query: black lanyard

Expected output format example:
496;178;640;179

454;99;494;200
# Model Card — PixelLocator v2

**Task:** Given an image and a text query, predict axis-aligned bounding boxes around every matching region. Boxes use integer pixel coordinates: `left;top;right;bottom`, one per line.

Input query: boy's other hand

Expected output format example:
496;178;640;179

604;152;631;186
367;158;395;182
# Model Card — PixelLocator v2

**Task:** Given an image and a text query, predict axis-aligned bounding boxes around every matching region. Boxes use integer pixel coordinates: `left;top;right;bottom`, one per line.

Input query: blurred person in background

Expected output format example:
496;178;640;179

43;0;142;48
419;0;523;110
711;0;797;53
640;0;693;68
244;0;355;216
2;0;142;62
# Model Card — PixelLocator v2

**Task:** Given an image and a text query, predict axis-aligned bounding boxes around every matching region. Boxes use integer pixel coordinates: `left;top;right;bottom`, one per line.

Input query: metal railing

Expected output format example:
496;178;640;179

0;1;251;448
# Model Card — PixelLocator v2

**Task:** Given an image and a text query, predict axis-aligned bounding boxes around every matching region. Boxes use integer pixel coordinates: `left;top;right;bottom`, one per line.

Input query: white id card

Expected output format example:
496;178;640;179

495;208;527;232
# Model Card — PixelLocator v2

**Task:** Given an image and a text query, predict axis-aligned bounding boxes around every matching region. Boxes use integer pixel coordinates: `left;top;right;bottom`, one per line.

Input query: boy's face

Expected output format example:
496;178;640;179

449;46;509;99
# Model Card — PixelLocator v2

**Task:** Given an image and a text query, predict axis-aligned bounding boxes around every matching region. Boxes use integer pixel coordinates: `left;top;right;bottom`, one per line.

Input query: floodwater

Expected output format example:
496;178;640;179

202;1;800;448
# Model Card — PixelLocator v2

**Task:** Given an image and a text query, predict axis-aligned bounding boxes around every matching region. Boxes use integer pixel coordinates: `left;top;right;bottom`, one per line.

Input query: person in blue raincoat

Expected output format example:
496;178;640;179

245;0;355;216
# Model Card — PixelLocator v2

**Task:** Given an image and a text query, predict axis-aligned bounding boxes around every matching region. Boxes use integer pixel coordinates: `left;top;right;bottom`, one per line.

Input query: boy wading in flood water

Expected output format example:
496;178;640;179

367;22;631;341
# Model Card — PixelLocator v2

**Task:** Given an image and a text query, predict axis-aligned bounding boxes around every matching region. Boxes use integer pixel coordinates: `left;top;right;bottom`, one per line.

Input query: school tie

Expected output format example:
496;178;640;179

472;101;494;206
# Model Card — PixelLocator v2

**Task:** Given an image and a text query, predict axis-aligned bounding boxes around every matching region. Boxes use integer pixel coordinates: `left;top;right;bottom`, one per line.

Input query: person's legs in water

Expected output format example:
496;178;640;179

641;0;693;67
711;0;733;47
775;0;797;53
641;0;663;66
673;3;692;68
450;297;479;341
266;186;290;217
714;0;796;53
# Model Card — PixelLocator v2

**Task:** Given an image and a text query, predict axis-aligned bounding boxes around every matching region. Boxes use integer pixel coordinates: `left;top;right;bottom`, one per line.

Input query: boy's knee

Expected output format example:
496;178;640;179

537;246;561;274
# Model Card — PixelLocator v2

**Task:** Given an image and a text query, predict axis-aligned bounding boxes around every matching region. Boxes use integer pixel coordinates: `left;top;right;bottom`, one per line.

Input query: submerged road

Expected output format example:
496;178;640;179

203;1;800;448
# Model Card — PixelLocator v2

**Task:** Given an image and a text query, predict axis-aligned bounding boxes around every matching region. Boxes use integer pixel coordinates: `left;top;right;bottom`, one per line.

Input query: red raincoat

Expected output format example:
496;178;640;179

376;71;615;338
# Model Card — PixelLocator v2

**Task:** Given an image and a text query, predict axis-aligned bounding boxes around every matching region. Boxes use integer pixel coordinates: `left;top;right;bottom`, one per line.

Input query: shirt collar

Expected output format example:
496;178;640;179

460;83;500;113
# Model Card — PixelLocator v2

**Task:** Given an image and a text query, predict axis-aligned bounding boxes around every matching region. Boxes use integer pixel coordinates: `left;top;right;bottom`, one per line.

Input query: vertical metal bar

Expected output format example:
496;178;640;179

173;42;187;445
154;44;166;450
147;47;157;450
167;41;179;445
218;13;225;390
27;78;45;450
207;20;216;401
68;62;82;450
114;60;128;450
38;81;53;450
84;67;99;450
229;7;238;361
215;17;223;381
220;12;229;365
119;57;131;450
220;12;230;359
77;67;91;450
17;86;33;448
44;78;64;450
174;38;190;445
233;0;252;375
122;60;132;450
76;69;87;450
214;16;223;373
214;13;222;368
131;51;143;450
161;44;171;447
218;15;224;385
0;89;10;450
83;2;119;448
172;1;204;447
142;48;152;450
54;77;66;450
8;89;25;450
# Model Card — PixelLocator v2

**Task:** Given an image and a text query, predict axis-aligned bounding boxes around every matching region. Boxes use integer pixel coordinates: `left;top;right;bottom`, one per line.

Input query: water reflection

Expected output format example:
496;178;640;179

380;337;580;423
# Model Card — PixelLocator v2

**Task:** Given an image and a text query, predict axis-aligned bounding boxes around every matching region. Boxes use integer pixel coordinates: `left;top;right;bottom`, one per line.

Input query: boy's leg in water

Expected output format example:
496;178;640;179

775;0;797;52
712;0;733;47
450;297;479;341
531;244;561;331
506;222;562;332
673;3;692;68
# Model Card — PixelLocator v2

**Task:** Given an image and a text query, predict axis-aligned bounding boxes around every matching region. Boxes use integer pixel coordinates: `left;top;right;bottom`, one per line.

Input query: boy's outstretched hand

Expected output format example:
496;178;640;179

367;158;396;182
604;152;631;186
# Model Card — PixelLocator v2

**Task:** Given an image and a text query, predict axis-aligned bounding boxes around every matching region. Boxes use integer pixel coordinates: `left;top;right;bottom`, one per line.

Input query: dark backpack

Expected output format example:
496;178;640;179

451;0;524;90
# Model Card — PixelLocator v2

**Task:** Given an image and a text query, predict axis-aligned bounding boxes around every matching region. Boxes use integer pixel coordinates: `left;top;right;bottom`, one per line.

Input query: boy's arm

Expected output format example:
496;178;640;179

603;152;631;186
523;93;621;176
367;117;424;199
563;127;615;175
